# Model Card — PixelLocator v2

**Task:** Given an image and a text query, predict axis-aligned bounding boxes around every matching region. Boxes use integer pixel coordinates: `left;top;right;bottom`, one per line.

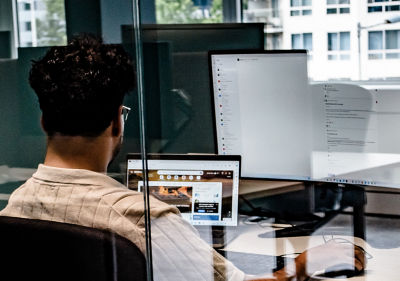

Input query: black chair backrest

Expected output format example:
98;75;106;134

0;216;147;281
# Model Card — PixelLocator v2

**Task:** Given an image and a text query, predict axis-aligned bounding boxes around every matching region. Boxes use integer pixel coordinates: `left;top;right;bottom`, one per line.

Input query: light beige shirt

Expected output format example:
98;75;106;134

0;164;245;281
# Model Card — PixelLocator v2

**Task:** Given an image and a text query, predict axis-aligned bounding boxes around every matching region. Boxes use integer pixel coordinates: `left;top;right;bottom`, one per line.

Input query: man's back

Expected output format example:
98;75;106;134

0;164;177;253
0;164;244;281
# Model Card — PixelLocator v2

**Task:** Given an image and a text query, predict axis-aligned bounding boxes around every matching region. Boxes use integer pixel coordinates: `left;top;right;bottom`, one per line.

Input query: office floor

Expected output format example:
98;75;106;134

314;213;400;249
222;213;400;275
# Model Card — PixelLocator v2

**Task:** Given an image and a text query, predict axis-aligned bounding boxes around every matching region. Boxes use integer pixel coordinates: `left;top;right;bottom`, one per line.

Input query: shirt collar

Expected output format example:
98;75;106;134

32;164;124;187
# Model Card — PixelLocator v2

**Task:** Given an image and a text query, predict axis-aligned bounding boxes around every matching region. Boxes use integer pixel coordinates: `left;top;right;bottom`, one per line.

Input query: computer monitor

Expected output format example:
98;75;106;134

311;83;400;188
126;154;241;226
209;50;312;181
210;50;400;189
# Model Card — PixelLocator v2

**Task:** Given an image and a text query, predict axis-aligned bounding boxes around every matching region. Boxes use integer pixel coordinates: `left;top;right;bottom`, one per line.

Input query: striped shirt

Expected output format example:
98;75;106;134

0;164;244;281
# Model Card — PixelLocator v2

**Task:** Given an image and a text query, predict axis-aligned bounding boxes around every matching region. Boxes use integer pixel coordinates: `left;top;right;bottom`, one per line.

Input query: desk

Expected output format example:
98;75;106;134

239;179;305;199
221;216;398;280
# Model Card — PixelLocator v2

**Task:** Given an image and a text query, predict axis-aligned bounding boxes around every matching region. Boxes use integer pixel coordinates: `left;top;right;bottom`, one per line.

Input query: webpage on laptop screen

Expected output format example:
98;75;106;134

127;159;239;226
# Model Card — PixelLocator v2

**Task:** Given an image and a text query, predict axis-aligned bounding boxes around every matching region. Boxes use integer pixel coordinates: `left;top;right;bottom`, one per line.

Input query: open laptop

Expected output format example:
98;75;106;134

126;154;241;227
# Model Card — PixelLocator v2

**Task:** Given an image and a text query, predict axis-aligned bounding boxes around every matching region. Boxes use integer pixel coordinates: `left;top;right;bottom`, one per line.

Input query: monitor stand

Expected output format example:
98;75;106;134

257;184;367;240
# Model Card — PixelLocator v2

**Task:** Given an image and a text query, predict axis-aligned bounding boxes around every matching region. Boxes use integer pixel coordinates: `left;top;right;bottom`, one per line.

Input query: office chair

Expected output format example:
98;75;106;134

0;216;147;281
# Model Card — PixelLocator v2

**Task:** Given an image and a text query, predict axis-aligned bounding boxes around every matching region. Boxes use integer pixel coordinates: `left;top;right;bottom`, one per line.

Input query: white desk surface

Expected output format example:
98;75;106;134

223;219;399;280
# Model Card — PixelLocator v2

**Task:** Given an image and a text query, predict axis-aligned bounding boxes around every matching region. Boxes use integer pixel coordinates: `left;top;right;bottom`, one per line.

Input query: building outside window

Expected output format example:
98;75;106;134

292;32;312;50
290;0;312;16
368;0;400;13
25;22;32;31
328;31;351;60
368;30;400;59
326;0;350;14
291;32;313;59
242;0;400;80
156;0;222;23
16;0;66;47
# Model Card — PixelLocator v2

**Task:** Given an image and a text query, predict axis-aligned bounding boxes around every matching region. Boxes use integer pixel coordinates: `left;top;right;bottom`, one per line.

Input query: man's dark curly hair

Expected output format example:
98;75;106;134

29;34;135;136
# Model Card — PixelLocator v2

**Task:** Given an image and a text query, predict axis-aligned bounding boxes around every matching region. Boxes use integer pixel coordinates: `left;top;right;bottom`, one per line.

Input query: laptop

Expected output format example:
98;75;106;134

126;154;241;227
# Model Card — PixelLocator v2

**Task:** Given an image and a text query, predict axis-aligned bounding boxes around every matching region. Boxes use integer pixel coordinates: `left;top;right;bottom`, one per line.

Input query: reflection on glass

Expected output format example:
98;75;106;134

155;0;222;24
16;0;66;47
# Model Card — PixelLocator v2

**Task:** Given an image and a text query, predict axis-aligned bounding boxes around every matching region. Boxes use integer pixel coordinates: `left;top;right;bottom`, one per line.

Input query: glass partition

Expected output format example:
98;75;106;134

0;0;148;279
135;1;400;281
2;0;400;280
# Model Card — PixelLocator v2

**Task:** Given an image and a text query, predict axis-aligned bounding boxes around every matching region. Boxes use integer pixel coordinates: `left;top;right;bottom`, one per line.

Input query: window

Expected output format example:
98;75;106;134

290;0;312;16
244;0;400;80
266;33;282;50
25;22;32;32
16;0;67;47
368;0;400;13
326;0;350;14
292;33;313;58
327;32;351;60
34;0;46;10
368;30;400;59
156;0;223;23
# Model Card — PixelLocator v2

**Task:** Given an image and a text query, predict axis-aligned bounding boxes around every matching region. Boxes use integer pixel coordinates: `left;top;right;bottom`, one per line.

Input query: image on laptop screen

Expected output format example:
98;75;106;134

126;154;240;226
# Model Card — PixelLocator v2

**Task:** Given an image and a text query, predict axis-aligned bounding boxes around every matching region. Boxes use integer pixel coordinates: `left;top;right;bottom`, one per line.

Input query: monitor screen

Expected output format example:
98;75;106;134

210;50;312;181
126;154;240;226
311;83;400;188
210;50;400;188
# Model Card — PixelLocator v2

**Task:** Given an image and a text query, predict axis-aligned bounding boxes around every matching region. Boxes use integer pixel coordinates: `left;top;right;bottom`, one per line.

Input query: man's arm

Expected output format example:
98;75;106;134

245;241;366;281
135;209;365;281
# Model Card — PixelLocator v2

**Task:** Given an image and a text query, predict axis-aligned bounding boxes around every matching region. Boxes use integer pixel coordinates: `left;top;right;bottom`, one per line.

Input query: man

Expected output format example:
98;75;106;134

0;34;364;281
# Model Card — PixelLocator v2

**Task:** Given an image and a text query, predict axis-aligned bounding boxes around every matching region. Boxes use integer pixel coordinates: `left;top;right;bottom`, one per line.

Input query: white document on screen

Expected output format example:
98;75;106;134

212;53;312;181
311;83;400;187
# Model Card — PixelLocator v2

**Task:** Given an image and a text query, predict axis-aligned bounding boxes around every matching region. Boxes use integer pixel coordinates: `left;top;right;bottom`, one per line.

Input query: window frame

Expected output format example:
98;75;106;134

368;29;400;60
327;31;351;60
368;0;400;13
290;0;312;16
326;0;351;14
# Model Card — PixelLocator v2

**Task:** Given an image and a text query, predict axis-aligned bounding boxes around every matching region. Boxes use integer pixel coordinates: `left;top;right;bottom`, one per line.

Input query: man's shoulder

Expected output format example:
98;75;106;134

99;186;180;218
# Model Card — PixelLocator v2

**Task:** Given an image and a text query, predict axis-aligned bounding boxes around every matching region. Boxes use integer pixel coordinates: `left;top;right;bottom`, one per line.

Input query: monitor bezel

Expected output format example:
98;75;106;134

126;153;242;226
126;153;241;180
126;153;241;162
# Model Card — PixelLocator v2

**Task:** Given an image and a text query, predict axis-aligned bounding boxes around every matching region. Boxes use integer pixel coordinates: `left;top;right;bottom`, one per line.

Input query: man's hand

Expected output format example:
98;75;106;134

246;241;366;281
289;241;366;280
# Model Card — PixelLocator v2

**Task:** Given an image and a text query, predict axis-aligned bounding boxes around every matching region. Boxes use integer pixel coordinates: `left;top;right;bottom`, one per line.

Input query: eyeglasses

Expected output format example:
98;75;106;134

122;105;131;122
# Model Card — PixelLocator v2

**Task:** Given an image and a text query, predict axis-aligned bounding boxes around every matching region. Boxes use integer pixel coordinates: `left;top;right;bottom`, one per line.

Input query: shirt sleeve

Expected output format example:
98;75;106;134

150;213;245;281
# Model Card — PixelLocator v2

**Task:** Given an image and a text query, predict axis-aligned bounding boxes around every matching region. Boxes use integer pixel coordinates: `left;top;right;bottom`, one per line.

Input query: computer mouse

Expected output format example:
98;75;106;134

248;216;266;222
316;264;364;279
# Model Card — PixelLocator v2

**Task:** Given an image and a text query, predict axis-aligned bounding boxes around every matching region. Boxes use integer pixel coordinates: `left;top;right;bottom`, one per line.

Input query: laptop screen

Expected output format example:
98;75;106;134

126;154;240;226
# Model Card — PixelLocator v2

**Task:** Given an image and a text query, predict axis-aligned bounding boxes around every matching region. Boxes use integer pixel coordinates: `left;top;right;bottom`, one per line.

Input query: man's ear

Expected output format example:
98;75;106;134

111;106;123;137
